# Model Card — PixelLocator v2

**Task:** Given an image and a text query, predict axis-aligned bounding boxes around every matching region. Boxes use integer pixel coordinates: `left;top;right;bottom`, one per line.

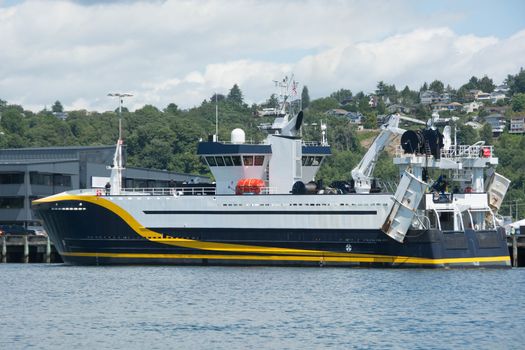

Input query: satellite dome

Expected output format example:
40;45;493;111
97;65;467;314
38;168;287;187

231;128;245;144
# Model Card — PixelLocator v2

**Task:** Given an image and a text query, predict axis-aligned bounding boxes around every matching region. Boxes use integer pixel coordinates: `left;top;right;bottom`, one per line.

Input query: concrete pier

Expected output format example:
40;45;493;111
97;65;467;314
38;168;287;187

0;235;62;263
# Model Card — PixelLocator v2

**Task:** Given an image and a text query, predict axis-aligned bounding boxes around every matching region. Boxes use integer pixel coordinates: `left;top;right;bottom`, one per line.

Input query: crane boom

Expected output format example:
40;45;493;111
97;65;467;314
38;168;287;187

351;114;408;193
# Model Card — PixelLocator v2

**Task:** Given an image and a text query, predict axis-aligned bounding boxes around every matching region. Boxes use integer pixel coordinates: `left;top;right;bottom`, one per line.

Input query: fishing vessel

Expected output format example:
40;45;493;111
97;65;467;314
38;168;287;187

33;78;511;267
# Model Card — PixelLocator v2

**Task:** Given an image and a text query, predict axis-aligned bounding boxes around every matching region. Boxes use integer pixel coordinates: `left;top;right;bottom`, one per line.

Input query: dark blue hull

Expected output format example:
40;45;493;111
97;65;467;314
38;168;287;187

34;199;511;268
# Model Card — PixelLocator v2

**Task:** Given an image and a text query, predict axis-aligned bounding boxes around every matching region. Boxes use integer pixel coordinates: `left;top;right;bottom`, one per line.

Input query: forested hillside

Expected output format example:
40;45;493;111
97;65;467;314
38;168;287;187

1;70;524;218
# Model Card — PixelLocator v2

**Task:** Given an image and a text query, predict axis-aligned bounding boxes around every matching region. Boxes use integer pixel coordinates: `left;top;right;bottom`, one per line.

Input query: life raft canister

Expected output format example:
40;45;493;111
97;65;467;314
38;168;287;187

235;178;265;195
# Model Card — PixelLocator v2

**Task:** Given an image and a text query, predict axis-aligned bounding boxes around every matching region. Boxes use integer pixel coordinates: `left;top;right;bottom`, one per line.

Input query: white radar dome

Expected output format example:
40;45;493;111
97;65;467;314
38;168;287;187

231;128;245;144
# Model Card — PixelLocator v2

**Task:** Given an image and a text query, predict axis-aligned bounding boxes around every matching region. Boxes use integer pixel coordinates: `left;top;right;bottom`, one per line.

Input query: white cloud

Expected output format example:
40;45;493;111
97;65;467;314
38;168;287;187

0;0;524;112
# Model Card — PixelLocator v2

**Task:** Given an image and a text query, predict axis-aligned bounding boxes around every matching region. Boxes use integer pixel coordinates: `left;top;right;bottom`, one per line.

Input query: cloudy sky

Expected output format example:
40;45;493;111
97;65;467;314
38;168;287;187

1;0;524;112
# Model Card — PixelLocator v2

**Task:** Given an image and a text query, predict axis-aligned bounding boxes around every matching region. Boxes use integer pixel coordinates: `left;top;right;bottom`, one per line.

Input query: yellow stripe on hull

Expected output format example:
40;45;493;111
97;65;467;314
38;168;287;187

62;252;510;266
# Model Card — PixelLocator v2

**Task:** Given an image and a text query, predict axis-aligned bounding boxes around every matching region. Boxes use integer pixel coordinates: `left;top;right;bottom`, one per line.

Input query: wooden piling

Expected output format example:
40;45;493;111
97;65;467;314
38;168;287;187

1;236;6;263
512;234;518;268
23;235;29;263
45;236;51;264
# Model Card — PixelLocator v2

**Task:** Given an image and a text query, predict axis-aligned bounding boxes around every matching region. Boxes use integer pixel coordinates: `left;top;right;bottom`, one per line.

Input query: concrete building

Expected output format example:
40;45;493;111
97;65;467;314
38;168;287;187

0;145;208;227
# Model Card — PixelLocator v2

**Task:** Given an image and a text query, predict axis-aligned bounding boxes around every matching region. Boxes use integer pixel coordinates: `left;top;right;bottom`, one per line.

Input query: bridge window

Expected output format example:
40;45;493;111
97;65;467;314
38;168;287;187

231;156;242;166
311;156;323;166
224;156;233;166
243;156;254;166
215;156;225;166
206;156;217;166
254;156;265;166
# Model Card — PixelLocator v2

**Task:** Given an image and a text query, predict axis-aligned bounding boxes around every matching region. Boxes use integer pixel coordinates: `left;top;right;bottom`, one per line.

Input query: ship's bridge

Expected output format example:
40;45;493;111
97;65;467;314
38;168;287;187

197;134;330;195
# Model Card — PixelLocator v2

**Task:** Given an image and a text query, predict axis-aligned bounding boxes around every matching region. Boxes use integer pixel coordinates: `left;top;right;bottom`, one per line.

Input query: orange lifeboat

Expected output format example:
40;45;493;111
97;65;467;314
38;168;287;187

235;178;265;195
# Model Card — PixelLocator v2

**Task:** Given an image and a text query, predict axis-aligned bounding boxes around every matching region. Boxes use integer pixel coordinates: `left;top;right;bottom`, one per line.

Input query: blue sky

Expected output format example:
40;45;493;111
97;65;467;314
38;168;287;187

413;0;525;38
0;0;524;111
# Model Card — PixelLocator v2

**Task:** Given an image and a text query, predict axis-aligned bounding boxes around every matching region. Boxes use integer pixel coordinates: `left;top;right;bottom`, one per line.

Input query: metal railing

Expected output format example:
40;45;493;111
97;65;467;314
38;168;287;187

121;187;216;196
394;144;494;159
440;144;493;159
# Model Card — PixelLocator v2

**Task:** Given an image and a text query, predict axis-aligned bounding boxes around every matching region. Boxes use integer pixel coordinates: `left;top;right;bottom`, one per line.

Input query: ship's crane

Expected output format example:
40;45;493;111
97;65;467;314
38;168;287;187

351;114;426;193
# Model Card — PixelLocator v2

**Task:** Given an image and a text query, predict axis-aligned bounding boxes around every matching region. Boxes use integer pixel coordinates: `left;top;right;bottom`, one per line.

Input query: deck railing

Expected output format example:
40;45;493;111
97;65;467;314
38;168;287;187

395;144;494;159
121;187;216;196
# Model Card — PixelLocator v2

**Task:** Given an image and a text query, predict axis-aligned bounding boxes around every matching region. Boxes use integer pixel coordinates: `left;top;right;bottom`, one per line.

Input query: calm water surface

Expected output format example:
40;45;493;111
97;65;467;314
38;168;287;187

0;265;524;349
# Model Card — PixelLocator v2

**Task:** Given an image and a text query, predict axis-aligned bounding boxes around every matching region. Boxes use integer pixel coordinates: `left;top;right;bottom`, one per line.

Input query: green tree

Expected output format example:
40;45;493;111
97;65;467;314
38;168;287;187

429;80;444;94
227;84;243;105
301;86;310;108
264;94;278;108
480;123;493;145
309;97;339;112
479;75;495;93
511;93;525;112
376;81;387;96
0;108;25;134
457;125;478;145
330;88;352;103
375;82;397;103
363;113;377;129
400;86;419;105
464;76;480;90
376;99;386;114
358;97;372;113
52;100;63;113
506;68;525;95
210;93;225;102
164;103;179;114
420;82;428;92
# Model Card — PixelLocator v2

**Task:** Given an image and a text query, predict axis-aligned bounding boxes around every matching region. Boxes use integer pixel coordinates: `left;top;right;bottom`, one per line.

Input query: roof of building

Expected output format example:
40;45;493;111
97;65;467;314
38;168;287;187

510;218;525;229
485;113;504;119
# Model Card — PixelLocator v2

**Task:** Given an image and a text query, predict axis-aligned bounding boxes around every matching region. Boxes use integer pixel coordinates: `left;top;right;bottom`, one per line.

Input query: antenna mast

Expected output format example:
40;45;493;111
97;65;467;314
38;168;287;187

107;92;133;195
215;92;219;141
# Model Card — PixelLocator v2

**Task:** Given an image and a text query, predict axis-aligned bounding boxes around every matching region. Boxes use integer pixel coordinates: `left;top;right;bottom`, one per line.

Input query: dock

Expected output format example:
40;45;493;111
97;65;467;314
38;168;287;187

1;235;62;263
508;234;525;267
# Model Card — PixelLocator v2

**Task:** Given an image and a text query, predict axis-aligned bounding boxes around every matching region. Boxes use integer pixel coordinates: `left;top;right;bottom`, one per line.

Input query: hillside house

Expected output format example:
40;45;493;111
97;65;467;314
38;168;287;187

326;109;348;116
420;90;450;105
490;91;507;103
387;104;411;114
466;89;483;101
346;111;364;124
463;101;483;113
432;102;462;112
509;117;525;134
485;113;506;136
465;121;483;129
475;92;492;102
